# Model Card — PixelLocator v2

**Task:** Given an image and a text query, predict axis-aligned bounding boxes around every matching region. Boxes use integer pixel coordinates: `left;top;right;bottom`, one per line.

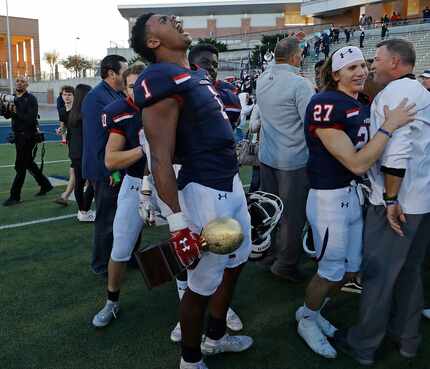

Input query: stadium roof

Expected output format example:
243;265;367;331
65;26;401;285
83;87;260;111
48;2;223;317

118;0;301;18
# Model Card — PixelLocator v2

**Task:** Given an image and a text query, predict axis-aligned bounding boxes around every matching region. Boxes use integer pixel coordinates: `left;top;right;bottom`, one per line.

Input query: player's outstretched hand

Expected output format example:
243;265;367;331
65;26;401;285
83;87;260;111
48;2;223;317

384;98;416;131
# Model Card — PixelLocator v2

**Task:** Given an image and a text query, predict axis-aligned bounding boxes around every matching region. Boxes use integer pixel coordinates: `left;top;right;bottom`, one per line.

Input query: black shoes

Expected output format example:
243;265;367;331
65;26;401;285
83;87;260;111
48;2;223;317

331;329;375;366
35;184;53;196
3;198;21;207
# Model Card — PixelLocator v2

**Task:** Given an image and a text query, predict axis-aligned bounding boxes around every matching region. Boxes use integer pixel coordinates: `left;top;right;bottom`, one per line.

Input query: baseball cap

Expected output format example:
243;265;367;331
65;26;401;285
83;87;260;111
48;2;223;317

420;69;430;78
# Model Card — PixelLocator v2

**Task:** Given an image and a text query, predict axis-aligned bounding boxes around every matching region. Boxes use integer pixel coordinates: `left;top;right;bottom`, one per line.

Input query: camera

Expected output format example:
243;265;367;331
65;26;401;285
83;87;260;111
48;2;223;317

0;93;15;104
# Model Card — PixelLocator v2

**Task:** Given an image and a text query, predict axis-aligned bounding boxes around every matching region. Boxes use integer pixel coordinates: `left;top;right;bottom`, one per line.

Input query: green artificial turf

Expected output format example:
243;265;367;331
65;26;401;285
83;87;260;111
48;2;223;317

1;144;429;369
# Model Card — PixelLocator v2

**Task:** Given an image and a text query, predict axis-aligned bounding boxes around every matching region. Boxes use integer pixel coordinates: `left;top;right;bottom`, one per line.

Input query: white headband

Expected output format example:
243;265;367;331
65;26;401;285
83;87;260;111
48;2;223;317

332;46;365;72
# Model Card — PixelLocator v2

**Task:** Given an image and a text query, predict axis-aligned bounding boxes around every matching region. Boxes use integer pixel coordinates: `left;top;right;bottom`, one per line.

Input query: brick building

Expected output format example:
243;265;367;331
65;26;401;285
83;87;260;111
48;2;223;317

0;15;41;80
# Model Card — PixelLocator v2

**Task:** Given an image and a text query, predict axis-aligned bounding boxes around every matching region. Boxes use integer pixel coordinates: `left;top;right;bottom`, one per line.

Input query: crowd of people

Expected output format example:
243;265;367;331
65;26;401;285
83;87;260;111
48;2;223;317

3;12;430;369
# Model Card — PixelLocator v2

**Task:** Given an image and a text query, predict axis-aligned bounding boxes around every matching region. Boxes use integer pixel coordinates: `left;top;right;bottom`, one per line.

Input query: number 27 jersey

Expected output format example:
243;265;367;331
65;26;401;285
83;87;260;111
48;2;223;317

304;90;370;189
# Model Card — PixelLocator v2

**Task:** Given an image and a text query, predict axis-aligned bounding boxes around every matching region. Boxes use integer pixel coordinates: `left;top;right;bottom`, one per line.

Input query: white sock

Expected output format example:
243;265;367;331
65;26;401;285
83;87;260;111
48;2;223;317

302;303;318;320
176;279;188;300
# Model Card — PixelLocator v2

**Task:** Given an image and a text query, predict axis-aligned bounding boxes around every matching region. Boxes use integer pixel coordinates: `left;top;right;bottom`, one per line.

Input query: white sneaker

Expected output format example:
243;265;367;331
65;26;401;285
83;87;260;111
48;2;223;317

297;317;337;359
171;322;182;343
226;308;243;331
77;210;95;222
295;306;337;337
422;309;430;319
179;358;208;369
201;333;253;356
92;301;119;327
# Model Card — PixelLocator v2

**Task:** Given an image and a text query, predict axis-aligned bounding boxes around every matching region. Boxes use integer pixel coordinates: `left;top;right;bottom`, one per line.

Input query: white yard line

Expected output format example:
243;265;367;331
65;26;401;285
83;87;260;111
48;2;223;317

0;214;76;230
0;159;69;169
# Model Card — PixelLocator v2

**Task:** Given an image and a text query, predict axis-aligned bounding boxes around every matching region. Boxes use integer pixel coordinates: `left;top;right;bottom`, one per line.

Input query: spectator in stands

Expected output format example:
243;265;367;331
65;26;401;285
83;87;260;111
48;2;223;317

322;42;330;60
333;28;340;43
419;69;430;91
359;14;366;27
333;38;430;367
344;28;351;43
381;23;388;39
359;31;365;48
256;37;314;282
81;54;128;275
383;14;390;24
314;37;321;58
54;85;75;207
68;84;95;222
423;6;430;21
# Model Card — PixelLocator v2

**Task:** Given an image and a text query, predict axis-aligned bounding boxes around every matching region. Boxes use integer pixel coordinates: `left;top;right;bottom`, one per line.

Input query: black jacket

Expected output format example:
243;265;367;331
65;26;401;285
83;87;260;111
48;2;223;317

3;91;38;136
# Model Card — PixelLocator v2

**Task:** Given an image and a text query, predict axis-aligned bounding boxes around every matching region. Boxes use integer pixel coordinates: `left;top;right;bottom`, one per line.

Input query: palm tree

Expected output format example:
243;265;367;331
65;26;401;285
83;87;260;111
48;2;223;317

44;51;59;80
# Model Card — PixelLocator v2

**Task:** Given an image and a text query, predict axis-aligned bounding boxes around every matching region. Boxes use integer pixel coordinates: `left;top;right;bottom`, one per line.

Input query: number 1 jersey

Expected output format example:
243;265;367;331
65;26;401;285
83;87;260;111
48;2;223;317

133;63;238;192
304;90;370;189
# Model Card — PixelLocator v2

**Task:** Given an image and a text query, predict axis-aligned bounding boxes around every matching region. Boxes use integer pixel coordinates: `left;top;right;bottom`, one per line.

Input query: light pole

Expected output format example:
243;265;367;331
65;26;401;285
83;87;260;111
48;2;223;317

75;36;80;55
6;0;13;93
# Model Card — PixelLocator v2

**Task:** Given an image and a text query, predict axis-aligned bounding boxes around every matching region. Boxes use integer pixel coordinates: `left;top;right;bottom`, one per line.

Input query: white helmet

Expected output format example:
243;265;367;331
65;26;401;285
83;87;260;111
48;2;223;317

247;191;284;261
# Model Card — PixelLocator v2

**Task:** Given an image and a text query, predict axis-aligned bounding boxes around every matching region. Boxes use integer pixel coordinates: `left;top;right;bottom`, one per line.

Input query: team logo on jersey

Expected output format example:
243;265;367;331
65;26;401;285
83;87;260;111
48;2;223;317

173;73;191;85
346;108;360;118
218;193;227;200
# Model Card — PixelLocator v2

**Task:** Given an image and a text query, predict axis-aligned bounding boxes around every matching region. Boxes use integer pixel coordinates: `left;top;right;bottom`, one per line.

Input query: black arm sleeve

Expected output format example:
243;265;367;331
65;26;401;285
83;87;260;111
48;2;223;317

380;166;406;178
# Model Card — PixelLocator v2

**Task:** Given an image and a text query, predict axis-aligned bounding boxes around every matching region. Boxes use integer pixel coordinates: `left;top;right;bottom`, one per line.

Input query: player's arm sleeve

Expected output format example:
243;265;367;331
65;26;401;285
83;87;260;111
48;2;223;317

134;70;179;109
101;105;126;137
377;91;413;169
296;79;315;123
306;98;344;137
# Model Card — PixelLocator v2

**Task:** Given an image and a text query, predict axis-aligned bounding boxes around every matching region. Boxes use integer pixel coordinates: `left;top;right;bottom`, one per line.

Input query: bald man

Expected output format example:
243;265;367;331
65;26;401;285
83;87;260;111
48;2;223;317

3;76;52;206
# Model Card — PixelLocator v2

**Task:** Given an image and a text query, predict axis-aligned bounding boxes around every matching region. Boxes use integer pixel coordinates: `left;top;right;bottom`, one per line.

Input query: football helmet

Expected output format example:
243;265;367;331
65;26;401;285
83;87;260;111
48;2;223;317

247;191;283;260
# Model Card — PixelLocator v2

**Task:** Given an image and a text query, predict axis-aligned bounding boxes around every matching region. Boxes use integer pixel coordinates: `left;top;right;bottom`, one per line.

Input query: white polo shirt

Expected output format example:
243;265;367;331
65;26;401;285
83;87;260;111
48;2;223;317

368;76;430;214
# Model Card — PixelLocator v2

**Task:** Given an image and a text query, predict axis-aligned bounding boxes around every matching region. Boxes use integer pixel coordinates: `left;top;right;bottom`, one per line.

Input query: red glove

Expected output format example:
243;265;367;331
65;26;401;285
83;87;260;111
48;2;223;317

168;212;202;268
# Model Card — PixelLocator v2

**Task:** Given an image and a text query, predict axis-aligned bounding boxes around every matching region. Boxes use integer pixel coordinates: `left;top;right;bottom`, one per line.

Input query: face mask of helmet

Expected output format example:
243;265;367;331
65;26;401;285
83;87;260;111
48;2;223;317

247;191;283;260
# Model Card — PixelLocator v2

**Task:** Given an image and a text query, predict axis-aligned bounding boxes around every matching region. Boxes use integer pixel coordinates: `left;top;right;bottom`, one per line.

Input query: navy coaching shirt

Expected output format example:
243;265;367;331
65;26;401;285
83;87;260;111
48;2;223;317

134;63;238;192
102;97;146;178
81;80;125;181
305;90;370;189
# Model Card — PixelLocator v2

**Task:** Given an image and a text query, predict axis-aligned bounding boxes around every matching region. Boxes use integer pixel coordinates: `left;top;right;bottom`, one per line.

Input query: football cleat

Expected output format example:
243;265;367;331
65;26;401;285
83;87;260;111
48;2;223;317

92;301;119;328
170;322;182;343
295;306;337;338
297;317;337;359
179;359;208;369
226;308;243;332
201;333;253;355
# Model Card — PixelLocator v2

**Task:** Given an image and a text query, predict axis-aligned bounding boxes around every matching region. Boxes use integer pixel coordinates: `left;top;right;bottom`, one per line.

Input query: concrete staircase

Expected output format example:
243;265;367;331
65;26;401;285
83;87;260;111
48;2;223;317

301;22;430;82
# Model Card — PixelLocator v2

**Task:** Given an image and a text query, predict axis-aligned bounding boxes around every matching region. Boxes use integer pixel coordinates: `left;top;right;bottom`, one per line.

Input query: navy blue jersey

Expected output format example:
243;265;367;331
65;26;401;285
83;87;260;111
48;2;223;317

134;63;238;192
214;80;241;128
102;97;146;178
304;90;370;189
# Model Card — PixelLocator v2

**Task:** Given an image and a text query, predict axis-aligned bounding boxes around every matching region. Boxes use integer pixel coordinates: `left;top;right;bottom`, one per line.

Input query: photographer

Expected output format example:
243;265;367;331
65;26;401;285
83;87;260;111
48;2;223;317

2;76;52;207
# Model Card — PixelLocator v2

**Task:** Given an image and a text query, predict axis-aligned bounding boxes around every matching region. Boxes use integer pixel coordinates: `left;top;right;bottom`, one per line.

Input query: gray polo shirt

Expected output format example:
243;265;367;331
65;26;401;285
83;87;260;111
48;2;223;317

256;63;314;171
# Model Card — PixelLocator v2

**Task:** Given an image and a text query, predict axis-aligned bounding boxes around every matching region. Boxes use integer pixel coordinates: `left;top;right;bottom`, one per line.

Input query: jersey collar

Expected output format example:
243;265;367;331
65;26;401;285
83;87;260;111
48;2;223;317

395;73;416;81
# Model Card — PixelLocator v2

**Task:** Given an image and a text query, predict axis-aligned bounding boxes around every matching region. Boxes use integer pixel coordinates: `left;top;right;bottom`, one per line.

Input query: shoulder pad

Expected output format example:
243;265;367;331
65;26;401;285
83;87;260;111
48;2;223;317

102;98;135;131
134;63;191;108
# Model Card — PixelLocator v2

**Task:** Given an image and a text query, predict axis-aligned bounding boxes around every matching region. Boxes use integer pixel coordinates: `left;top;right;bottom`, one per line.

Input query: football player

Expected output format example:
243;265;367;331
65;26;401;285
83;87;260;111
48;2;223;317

297;46;416;358
166;43;243;344
130;14;253;369
91;63;147;327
